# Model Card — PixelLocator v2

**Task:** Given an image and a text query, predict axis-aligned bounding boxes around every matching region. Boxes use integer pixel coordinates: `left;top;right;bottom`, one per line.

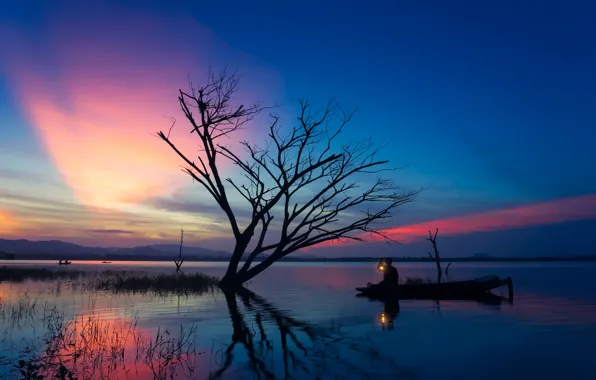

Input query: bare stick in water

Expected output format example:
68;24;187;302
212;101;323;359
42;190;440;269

174;228;185;273
427;228;442;283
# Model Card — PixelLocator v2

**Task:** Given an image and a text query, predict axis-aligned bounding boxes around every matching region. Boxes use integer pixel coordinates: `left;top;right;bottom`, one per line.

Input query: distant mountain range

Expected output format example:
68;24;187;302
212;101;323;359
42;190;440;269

0;238;232;261
1;238;595;262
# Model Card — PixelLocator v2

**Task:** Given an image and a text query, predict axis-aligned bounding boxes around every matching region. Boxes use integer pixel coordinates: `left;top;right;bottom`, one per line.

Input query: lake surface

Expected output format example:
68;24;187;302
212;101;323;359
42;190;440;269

1;261;595;379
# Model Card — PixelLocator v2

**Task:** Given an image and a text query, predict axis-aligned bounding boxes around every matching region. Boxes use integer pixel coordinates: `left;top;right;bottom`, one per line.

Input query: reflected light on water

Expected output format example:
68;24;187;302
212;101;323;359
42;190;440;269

0;262;595;379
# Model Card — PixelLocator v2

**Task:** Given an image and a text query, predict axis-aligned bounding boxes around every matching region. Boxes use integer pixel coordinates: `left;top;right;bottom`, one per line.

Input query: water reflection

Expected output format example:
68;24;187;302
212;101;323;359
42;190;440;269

4;305;207;379
379;299;400;331
2;262;596;379
361;291;511;332
0;286;409;379
212;287;406;379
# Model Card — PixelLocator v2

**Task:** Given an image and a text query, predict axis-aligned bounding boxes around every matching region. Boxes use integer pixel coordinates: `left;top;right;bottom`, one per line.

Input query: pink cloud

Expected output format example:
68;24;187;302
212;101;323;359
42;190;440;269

386;193;596;240
2;7;278;208
314;194;596;248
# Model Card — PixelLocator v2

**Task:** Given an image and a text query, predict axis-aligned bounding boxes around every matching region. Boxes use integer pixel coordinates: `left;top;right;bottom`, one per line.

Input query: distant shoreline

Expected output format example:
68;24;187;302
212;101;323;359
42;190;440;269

2;255;596;263
3;239;595;264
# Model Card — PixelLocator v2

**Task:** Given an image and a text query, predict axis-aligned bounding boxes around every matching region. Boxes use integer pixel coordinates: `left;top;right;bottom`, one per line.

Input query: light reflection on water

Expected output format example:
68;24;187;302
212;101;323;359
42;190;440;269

0;261;595;379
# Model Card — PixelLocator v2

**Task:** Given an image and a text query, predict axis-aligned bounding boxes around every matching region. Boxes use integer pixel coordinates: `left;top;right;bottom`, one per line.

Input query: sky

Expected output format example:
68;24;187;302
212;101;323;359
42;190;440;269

0;0;595;257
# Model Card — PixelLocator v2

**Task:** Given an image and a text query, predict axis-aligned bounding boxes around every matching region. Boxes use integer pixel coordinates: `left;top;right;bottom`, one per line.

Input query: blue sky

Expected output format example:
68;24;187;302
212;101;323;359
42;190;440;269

0;0;595;256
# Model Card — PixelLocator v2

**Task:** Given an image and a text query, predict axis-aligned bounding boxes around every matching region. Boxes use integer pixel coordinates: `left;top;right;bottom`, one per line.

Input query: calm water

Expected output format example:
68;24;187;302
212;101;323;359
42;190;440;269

1;261;595;379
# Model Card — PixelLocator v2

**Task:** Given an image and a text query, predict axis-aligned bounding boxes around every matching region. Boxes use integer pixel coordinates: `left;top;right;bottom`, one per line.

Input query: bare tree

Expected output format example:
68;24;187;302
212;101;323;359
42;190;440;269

158;70;419;288
174;228;184;273
427;228;443;283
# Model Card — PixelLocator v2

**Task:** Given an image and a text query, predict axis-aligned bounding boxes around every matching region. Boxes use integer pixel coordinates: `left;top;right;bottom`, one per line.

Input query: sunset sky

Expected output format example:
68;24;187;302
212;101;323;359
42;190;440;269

1;0;595;256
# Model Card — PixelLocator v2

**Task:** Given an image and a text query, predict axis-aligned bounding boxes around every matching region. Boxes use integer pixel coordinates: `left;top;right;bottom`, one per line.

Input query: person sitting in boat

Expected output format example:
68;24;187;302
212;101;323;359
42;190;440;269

368;257;399;290
381;257;399;289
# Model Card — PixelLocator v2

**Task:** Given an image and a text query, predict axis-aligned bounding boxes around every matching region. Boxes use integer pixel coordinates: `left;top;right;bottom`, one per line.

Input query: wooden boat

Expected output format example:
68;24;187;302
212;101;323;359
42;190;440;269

58;260;72;265
356;275;513;301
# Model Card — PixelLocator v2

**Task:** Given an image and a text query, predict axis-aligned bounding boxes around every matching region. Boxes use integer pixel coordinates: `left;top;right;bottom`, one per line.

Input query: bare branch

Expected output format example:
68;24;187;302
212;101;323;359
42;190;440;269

157;71;418;287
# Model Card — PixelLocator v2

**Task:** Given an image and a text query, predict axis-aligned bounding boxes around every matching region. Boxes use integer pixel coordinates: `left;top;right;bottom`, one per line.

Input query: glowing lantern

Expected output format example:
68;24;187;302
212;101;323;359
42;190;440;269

377;257;386;271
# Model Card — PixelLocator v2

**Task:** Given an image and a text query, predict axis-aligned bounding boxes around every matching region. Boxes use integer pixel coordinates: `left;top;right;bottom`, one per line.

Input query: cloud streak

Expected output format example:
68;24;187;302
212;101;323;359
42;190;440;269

145;194;254;223
315;194;596;248
0;188;230;247
387;193;596;239
85;229;136;235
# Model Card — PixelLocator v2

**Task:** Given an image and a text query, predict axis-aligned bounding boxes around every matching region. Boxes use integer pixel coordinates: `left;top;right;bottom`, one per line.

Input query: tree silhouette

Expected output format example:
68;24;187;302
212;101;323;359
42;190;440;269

174;228;185;273
210;287;410;379
158;70;418;287
426;228;442;283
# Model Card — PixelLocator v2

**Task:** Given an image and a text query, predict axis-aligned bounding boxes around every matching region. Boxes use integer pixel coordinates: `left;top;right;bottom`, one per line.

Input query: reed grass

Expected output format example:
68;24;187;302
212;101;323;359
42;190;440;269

399;276;436;285
93;272;218;295
11;307;202;380
0;267;85;283
0;267;218;295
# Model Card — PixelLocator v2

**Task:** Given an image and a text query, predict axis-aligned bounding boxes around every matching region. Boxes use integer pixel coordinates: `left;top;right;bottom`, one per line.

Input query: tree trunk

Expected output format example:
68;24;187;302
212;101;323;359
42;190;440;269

238;253;280;284
220;238;251;288
427;229;442;284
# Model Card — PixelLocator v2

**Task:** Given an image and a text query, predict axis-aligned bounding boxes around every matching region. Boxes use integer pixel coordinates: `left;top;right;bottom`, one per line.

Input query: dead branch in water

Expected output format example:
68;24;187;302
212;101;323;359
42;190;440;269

426;228;442;283
174;228;185;273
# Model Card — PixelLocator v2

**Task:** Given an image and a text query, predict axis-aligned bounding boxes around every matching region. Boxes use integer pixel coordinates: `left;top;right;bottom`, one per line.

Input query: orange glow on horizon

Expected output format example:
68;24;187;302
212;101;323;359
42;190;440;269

0;210;20;235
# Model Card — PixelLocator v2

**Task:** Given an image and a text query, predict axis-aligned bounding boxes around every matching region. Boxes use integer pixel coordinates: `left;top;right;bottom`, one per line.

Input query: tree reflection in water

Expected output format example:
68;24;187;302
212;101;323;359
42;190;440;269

211;287;411;379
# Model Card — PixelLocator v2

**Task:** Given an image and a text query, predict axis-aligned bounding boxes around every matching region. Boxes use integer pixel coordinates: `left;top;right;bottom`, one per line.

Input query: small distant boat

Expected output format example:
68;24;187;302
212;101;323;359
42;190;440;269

0;251;15;260
356;275;513;301
101;261;112;264
58;260;72;265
